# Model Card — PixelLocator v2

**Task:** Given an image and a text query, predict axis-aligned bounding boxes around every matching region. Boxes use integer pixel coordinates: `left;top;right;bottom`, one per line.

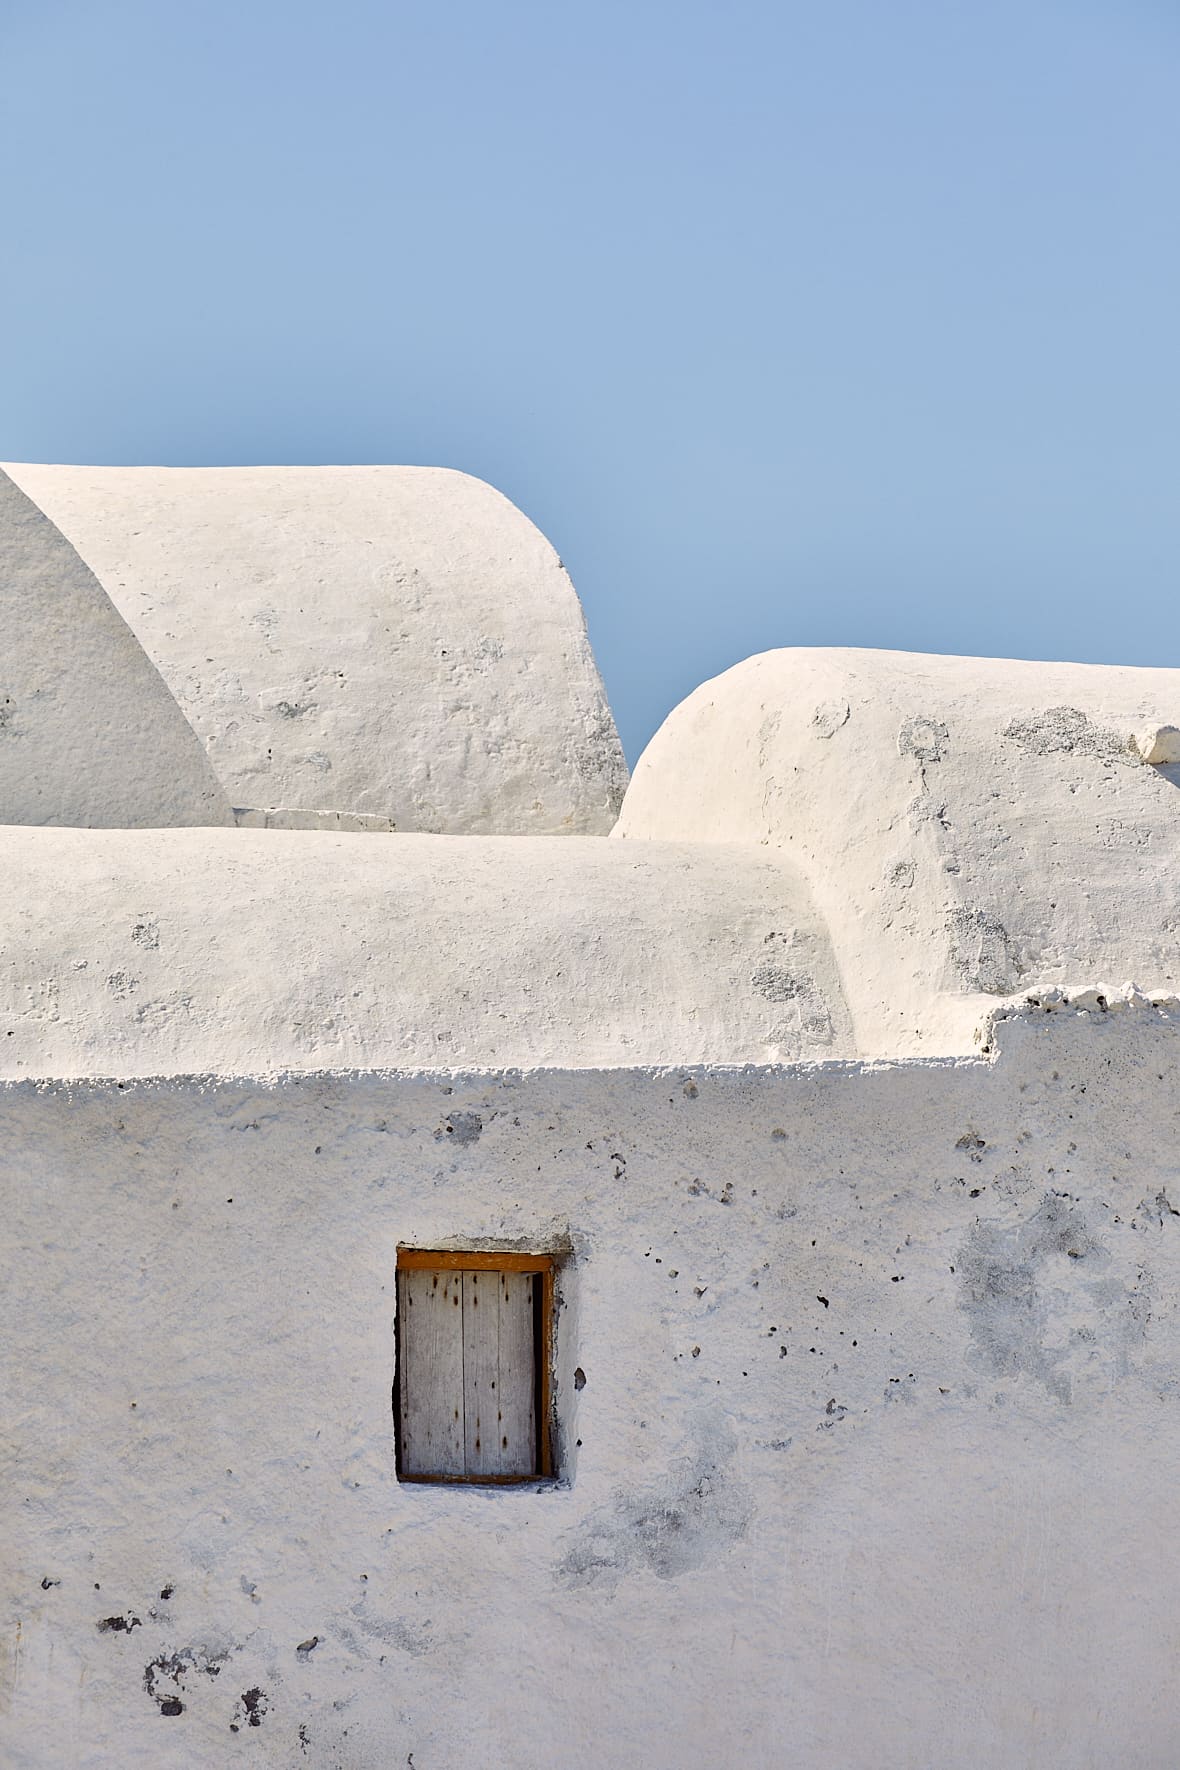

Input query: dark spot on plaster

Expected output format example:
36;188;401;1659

436;1111;483;1145
299;1724;311;1753
40;1577;60;1590
144;1645;226;1716
159;1585;174;1600
297;1635;319;1656
241;1687;268;1727
573;1367;586;1390
97;1613;141;1633
817;1295;829;1308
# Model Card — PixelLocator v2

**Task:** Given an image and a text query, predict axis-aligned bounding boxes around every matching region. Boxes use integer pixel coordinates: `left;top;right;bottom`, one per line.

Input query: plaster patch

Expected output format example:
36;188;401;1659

957;1191;1150;1402
946;907;1026;995
1002;705;1130;763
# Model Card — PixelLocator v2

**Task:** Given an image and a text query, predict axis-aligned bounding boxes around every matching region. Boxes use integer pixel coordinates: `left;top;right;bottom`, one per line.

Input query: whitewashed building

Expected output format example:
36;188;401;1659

3;463;1180;1768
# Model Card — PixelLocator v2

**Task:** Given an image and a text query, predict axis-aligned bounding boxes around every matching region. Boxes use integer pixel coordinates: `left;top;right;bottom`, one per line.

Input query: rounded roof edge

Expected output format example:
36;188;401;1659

3;463;628;836
615;646;1180;1056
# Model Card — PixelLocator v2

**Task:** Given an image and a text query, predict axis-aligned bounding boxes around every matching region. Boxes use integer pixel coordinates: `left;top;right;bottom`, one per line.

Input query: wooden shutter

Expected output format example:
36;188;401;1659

397;1268;465;1478
397;1260;541;1481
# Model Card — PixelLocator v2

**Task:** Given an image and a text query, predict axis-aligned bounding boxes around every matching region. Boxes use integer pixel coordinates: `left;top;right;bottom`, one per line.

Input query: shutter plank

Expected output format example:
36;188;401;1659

398;1267;465;1478
498;1271;536;1477
463;1270;500;1477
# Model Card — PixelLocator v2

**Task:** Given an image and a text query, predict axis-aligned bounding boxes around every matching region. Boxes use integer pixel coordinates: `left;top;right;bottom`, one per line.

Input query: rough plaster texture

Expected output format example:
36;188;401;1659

616;647;1180;1056
4;1000;1180;1768
4;464;627;834
0;826;849;1075
0;470;231;828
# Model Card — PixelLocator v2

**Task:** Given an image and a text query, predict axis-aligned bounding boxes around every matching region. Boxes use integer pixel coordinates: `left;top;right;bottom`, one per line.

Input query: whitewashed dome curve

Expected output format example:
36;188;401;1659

615;646;1180;1057
3;463;628;836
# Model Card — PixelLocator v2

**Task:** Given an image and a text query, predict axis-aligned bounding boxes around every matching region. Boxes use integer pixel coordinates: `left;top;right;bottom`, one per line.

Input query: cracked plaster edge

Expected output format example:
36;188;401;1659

974;980;1180;1054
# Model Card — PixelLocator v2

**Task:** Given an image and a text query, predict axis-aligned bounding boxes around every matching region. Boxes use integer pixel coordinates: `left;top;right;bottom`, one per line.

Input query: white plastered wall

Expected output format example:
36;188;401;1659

3;999;1180;1769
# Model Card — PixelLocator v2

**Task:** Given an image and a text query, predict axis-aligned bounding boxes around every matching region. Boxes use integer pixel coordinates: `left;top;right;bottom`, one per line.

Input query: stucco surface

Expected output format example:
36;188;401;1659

0;826;850;1076
3;1001;1180;1768
4;463;627;834
0;470;231;829
616;647;1180;1056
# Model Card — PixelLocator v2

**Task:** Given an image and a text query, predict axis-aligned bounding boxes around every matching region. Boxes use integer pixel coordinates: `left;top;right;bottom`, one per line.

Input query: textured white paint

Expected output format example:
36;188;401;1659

4;463;627;834
0;825;850;1075
616;647;1180;1055
3;1000;1180;1768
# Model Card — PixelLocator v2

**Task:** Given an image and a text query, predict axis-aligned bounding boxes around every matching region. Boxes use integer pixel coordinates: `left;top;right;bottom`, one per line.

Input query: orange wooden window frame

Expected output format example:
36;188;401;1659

395;1247;557;1483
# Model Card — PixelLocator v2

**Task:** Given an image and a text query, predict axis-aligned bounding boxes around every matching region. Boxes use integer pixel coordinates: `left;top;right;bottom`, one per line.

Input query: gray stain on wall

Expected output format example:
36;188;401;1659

555;1421;751;1591
956;1191;1151;1403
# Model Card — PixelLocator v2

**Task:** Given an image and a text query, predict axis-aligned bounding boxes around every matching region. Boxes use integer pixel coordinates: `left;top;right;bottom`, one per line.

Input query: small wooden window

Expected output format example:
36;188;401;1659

395;1249;555;1484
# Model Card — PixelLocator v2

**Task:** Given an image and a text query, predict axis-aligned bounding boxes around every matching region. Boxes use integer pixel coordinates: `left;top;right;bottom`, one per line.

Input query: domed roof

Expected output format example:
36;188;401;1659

4;463;627;835
0;828;851;1077
0;468;231;828
615;647;1180;1055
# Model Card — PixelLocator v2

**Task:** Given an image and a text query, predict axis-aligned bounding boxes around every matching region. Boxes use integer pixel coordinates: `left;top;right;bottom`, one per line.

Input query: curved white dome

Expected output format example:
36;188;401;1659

615;647;1180;1055
4;463;627;835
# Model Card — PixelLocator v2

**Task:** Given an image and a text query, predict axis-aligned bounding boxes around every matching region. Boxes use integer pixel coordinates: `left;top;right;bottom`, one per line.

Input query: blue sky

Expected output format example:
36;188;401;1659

3;0;1177;761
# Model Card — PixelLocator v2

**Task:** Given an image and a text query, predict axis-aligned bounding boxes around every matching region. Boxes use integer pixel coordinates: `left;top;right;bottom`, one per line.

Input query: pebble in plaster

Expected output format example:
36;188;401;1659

1134;724;1180;765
